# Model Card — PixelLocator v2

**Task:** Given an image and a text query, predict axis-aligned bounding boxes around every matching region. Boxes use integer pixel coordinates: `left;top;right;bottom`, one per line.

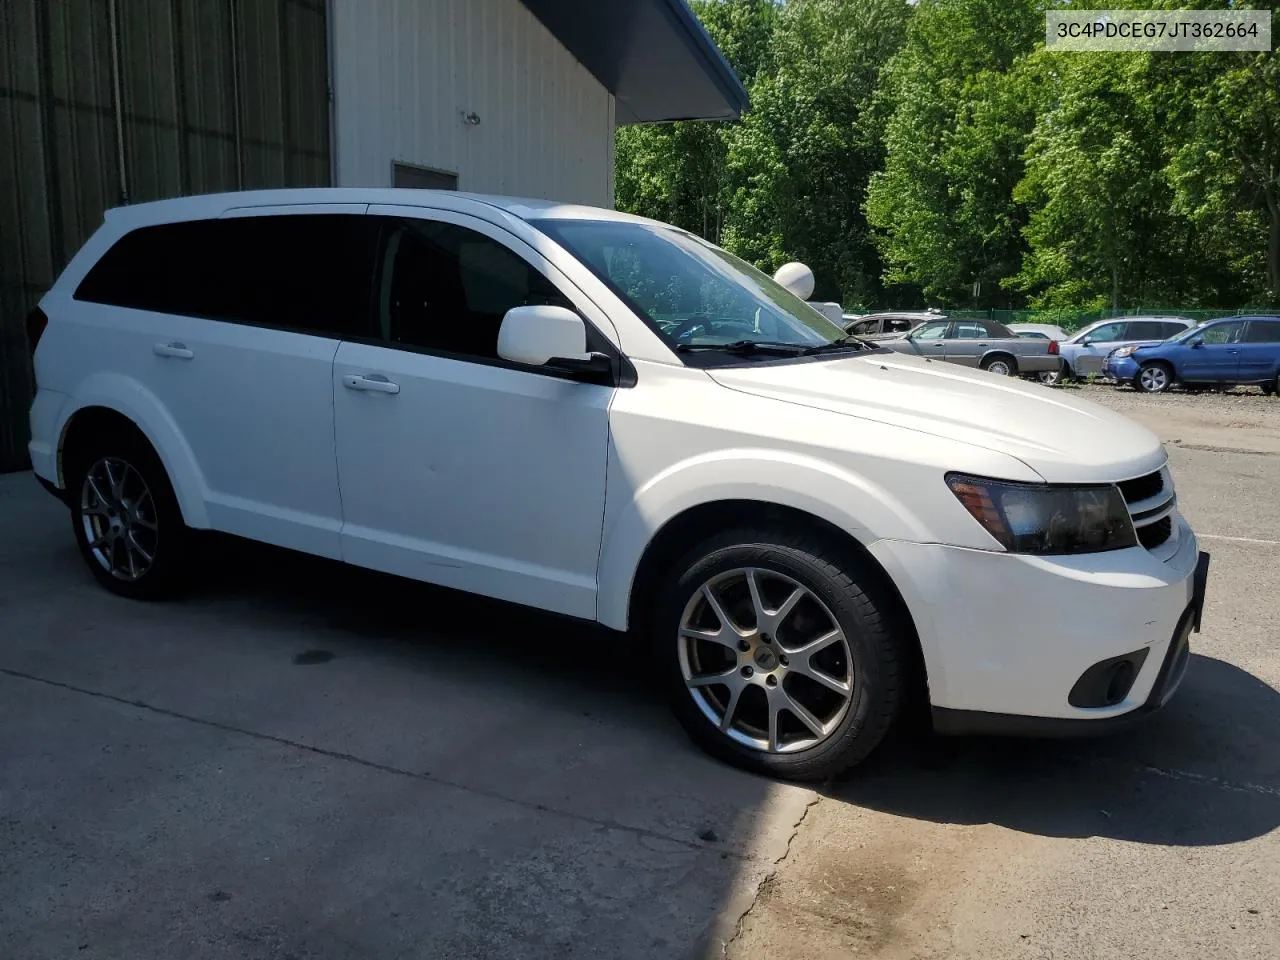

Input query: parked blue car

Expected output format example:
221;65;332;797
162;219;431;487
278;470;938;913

1103;315;1280;394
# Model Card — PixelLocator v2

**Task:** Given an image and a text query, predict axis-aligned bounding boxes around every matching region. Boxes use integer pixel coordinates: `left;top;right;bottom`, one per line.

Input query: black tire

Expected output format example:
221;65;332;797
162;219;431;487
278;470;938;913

1037;363;1072;386
1261;378;1276;396
65;424;191;600
653;528;907;782
1135;362;1173;394
980;354;1018;377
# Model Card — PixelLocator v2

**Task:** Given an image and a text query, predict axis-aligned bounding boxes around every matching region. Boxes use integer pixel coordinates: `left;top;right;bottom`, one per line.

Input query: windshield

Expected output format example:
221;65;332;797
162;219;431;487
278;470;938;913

530;218;850;363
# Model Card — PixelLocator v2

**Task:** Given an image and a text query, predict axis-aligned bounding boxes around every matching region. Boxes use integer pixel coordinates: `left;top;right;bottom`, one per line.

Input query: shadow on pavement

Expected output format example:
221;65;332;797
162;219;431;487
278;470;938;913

829;654;1279;847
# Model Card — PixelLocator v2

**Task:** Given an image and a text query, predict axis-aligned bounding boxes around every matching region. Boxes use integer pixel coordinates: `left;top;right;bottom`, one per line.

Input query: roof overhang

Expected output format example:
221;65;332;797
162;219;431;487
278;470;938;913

516;0;749;124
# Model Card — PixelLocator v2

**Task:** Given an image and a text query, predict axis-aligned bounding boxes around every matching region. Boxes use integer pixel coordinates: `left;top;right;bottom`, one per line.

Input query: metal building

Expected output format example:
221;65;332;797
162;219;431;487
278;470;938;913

0;0;747;472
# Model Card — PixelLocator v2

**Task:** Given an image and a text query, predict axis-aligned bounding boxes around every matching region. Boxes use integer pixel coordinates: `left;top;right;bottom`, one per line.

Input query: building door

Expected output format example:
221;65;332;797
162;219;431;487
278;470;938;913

393;163;459;190
0;0;332;472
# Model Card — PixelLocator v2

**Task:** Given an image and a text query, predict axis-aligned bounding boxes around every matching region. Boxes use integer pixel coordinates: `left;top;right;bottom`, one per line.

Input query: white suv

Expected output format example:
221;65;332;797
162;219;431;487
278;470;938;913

26;189;1209;781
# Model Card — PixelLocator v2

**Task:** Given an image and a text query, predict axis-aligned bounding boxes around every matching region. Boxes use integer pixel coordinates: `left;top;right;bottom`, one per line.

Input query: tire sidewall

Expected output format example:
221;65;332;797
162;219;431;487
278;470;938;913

654;532;897;780
66;429;189;599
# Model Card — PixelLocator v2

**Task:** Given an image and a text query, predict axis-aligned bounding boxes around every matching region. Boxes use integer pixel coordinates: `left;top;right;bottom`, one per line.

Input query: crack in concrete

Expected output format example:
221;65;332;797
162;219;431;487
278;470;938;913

721;792;822;957
0;666;758;860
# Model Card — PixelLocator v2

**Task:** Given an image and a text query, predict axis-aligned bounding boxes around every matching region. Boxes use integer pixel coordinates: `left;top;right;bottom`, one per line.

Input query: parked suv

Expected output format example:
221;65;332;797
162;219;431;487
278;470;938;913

27;189;1208;782
1103;315;1280;394
1044;316;1193;385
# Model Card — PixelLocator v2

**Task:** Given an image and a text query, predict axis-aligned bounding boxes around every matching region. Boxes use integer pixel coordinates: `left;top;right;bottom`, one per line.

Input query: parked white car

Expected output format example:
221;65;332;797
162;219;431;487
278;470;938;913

26;189;1209;781
1043;316;1194;384
1009;323;1070;343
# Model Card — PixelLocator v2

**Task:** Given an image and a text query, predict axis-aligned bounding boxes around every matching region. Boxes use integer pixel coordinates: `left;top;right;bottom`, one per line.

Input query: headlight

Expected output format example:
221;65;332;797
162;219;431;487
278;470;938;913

1110;346;1137;358
946;474;1137;554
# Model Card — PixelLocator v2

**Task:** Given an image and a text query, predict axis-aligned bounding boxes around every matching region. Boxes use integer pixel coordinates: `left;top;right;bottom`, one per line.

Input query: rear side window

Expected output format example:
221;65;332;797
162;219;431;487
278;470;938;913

1159;322;1187;338
1243;320;1280;343
1128;321;1167;340
74;215;381;339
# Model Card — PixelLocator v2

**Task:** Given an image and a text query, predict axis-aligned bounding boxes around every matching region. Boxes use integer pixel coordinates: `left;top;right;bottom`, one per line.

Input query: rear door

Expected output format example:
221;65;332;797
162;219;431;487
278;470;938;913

1237;319;1280;382
70;206;380;558
942;321;991;366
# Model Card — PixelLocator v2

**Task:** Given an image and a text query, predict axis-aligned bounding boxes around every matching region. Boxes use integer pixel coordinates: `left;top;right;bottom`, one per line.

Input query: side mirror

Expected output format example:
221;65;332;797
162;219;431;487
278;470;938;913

1080;336;1093;346
1191;336;1205;348
497;305;611;378
773;262;815;300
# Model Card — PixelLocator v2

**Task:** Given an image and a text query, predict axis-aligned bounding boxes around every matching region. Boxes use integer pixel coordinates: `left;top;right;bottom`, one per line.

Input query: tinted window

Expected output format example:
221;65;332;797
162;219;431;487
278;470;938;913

1201;321;1243;344
1127;321;1168;340
378;218;575;360
887;318;914;332
75;215;381;338
849;319;877;335
1243;320;1280;343
1159;322;1188;338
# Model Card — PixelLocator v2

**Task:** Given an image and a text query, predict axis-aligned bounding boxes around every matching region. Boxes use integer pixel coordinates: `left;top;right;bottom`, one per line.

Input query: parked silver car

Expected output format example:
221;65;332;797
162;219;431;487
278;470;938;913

1043;316;1193;384
874;317;1062;378
844;310;941;340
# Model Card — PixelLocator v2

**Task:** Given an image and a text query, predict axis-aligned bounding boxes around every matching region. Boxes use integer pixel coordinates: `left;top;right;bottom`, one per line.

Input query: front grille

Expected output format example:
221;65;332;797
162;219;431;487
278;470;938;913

1119;469;1175;552
1137;515;1173;550
1119;470;1163;504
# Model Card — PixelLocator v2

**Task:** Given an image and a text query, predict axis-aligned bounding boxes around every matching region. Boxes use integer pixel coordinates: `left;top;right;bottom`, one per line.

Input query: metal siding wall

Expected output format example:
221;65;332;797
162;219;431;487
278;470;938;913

0;0;331;472
331;0;614;206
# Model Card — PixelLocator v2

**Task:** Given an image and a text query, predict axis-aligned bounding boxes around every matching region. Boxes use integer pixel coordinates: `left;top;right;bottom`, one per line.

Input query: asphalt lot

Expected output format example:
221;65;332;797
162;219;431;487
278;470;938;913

2;384;1277;960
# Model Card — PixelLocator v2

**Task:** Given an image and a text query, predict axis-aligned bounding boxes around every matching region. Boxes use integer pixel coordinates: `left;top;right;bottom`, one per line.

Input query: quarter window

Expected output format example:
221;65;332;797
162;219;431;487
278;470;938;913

74;215;381;339
913;321;949;339
377;218;576;361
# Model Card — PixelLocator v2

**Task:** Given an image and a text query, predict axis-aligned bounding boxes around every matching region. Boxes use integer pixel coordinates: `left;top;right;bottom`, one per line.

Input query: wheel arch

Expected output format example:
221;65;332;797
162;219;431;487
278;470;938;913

616;498;931;718
55;377;209;527
980;350;1018;372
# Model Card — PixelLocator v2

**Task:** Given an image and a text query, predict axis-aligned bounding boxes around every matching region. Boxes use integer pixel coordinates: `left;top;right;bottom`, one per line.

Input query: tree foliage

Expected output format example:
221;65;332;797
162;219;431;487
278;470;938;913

615;0;1279;309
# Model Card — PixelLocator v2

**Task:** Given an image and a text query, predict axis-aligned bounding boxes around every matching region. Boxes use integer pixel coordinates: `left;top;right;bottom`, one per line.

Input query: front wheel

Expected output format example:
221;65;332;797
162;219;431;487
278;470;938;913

654;530;906;781
1135;362;1173;394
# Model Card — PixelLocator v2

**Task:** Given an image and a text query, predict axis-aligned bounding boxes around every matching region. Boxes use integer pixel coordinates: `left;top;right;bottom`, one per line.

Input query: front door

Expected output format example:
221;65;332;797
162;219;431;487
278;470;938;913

1073;321;1128;377
332;207;613;619
1180;320;1243;382
907;320;949;358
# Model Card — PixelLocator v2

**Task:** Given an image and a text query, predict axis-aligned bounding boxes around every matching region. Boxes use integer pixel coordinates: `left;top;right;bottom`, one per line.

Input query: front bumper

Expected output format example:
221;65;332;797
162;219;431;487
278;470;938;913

1103;354;1140;382
868;517;1206;727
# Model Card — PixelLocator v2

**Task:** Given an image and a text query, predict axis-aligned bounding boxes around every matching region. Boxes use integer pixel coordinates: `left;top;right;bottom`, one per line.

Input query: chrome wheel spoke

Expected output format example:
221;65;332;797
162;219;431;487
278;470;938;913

679;624;740;652
767;695;781;751
86;472;112;508
79;456;157;583
780;689;827;738
791;660;851;695
127;531;154;566
719;680;745;732
702;584;747;637
783;627;843;658
688;668;737;688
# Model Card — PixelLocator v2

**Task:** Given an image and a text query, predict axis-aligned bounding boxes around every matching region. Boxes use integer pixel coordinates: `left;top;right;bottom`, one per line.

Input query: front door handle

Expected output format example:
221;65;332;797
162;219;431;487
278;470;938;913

342;373;400;395
153;341;193;359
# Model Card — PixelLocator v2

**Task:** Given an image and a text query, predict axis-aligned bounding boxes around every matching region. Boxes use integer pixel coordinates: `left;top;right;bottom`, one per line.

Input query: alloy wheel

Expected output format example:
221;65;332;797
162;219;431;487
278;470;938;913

1138;365;1169;393
677;567;855;754
79;456;159;581
985;360;1012;376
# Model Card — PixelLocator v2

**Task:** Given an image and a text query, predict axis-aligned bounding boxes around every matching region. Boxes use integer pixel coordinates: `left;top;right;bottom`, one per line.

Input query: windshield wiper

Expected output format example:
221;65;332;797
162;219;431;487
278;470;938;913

799;336;869;355
675;340;809;356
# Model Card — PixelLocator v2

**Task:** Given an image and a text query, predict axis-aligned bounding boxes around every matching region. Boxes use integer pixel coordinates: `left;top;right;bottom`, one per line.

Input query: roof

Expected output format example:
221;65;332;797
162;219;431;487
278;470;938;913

515;0;749;123
101;187;673;229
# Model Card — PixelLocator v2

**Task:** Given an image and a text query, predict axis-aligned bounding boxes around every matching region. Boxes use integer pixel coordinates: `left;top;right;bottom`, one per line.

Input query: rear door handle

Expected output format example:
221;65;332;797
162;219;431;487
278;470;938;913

153;341;193;359
342;373;400;395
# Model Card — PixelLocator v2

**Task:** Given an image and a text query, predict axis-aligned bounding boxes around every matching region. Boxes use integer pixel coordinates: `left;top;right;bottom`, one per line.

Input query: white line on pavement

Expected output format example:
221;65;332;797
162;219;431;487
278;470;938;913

1198;534;1280;546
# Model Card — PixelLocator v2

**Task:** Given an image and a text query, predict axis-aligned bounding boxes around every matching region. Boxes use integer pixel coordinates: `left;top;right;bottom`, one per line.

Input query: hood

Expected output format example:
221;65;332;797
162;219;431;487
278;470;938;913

707;351;1167;483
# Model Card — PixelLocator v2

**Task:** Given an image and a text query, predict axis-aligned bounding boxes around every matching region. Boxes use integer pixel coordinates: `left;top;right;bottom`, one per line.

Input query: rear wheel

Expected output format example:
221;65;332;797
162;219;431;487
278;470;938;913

981;354;1017;377
66;426;191;599
1037;363;1072;386
1135;362;1173;394
1262;377;1277;396
654;529;907;781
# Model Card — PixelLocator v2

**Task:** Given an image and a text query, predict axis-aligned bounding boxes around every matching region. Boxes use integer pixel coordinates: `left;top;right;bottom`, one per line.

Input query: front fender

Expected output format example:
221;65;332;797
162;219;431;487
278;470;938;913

55;372;210;528
594;447;929;632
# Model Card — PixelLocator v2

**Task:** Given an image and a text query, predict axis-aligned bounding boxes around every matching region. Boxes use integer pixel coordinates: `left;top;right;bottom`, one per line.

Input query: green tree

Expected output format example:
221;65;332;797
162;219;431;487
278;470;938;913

721;0;912;305
865;0;1043;307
